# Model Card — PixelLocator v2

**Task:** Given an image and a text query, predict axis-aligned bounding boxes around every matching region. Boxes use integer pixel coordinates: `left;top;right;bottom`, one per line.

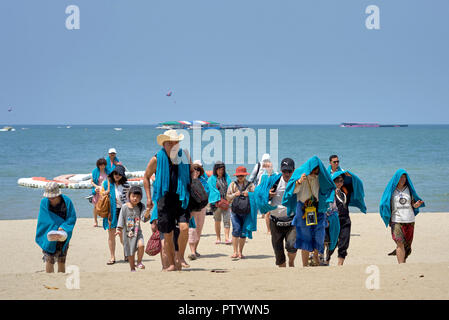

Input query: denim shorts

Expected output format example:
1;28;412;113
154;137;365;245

231;212;248;238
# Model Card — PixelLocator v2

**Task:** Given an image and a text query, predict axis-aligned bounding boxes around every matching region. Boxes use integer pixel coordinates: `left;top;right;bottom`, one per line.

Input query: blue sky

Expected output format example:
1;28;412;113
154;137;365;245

0;0;448;125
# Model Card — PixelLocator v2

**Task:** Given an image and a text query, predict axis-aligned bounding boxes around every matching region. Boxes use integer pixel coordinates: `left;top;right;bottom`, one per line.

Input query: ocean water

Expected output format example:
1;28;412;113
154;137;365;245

1;125;448;220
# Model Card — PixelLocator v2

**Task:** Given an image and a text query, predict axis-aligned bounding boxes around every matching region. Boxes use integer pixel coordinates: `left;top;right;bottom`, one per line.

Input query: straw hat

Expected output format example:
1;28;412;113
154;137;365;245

43;182;62;198
157;130;184;146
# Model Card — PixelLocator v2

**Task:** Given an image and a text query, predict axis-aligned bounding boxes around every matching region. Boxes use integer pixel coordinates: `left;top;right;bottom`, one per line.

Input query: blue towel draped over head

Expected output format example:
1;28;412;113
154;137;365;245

35;194;77;254
331;170;367;213
379;169;425;227
151;148;191;220
207;173;232;205
254;173;282;214
282;156;336;216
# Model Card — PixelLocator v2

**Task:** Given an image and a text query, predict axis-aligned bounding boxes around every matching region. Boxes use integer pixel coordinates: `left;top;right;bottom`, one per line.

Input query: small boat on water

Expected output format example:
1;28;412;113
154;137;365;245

340;123;408;128
0;126;15;132
114;128;123;131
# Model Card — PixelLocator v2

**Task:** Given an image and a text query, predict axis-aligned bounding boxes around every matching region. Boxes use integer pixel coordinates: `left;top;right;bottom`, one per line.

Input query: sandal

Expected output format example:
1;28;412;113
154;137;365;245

215;240;221;244
106;259;116;265
225;239;232;245
188;254;197;261
135;263;145;269
231;254;239;259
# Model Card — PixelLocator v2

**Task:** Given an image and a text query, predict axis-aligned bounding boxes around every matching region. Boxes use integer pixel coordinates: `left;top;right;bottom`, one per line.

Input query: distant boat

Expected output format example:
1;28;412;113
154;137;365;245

340;123;408;128
114;128;123;131
66;126;71;129
0;126;15;132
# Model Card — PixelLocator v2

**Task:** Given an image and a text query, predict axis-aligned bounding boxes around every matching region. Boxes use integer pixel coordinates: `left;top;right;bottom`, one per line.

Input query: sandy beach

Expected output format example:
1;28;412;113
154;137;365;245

0;212;448;300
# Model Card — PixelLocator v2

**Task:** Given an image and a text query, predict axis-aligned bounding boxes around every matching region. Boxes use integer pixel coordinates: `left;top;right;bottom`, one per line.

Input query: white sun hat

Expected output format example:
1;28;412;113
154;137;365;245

157;129;184;146
108;148;117;154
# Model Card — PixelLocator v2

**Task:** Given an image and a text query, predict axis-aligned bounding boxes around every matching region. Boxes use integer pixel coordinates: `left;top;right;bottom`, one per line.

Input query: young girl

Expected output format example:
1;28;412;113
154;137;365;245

116;186;150;271
102;164;130;265
91;158;108;227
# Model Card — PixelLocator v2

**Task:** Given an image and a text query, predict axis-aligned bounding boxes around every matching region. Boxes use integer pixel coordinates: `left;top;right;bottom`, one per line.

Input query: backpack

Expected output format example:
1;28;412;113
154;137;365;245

189;179;209;211
94;181;111;219
231;181;251;214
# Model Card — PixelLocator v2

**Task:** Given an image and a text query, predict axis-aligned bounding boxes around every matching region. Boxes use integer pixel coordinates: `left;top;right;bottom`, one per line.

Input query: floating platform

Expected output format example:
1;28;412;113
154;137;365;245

18;171;149;189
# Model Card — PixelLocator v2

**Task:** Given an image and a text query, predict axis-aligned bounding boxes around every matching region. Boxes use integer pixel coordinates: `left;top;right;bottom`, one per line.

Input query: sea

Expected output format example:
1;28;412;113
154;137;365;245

1;124;448;220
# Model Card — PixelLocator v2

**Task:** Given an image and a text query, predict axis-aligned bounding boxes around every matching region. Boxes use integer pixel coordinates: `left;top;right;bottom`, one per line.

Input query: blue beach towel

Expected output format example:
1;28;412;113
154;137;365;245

331;170;367;213
282;156;335;216
151;148;191;220
207;173;232;205
35;194;77;254
102;179;117;230
379;169;425;227
254;173;282;214
241;192;259;239
106;156;120;175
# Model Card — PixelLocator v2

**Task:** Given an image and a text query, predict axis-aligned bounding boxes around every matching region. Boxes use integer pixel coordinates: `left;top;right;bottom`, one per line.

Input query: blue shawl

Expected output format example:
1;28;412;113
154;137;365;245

35;195;77;254
241;192;259;239
199;173;210;196
91;167;107;196
207;173;232;204
102;179;117;230
151;148;191;217
331;170;367;213
282;156;336;216
106;156;120;175
254;173;283;214
379;169;425;227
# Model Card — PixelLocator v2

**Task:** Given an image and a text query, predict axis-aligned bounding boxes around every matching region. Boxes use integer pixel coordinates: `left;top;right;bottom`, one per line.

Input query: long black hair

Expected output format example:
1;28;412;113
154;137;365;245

213;161;226;177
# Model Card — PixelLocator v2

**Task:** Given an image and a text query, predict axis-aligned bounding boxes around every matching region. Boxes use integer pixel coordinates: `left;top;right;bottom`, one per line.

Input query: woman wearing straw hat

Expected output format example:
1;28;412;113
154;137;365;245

143;130;192;271
35;182;77;273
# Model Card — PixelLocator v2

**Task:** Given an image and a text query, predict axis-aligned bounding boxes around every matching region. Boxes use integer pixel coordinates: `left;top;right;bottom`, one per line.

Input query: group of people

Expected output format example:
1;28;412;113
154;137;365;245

35;129;426;273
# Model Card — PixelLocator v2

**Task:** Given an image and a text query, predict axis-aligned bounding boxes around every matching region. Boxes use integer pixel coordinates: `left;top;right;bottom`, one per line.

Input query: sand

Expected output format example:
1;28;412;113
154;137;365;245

0;212;448;300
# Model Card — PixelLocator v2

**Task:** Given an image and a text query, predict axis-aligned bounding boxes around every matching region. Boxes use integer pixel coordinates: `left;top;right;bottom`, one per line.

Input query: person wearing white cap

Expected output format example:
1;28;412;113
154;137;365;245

249;153;273;187
106;148;123;174
143;129;193;271
35;182;77;273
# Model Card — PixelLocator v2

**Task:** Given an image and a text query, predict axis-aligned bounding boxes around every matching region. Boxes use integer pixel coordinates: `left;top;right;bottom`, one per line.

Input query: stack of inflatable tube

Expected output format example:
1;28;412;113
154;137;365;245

18;171;151;189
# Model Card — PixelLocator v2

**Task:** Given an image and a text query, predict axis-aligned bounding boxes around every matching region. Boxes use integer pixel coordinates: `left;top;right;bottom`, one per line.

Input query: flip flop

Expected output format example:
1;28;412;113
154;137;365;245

135;263;145;269
225;240;232;245
231;254;239;259
106;259;116;265
215;240;221;244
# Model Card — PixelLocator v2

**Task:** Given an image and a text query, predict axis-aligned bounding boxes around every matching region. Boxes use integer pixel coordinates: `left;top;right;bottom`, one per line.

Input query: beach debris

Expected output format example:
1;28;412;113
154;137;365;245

210;269;229;273
43;285;59;290
166;90;173;97
419;274;424;278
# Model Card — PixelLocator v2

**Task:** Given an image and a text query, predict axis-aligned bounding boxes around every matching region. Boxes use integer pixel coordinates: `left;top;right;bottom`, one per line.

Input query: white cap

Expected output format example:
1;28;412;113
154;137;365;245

261;153;270;162
193;160;203;166
108;148;117;154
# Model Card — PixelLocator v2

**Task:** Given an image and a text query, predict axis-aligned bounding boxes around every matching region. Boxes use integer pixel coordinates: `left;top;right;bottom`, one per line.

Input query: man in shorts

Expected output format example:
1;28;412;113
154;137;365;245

144;130;192;271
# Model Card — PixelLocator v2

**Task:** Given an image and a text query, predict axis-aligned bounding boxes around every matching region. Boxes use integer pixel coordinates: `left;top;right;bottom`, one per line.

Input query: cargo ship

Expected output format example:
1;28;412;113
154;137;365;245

340;123;408;128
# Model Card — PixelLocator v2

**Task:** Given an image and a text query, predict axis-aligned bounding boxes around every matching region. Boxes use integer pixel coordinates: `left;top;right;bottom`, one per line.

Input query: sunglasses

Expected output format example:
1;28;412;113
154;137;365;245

332;160;339;164
236;175;245;178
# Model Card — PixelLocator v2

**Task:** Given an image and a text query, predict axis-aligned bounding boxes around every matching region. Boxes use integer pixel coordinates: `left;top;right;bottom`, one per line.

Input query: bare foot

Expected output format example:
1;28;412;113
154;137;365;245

163;265;176;272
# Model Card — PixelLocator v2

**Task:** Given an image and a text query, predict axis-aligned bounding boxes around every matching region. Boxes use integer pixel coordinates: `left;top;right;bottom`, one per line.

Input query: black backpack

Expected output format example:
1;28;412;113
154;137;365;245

231;181;251;214
189;179;209;211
